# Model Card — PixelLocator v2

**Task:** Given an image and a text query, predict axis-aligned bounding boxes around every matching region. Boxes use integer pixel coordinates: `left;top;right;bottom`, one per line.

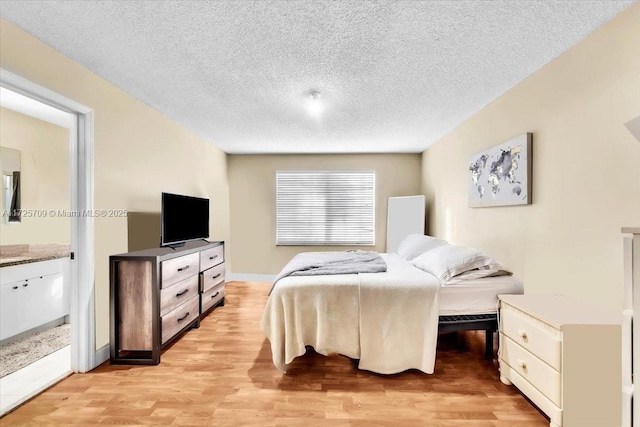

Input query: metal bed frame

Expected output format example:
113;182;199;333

438;313;498;360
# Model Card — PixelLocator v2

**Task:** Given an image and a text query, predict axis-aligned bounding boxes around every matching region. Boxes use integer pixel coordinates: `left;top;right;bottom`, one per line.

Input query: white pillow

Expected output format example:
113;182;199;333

396;234;448;261
411;244;510;284
445;262;511;284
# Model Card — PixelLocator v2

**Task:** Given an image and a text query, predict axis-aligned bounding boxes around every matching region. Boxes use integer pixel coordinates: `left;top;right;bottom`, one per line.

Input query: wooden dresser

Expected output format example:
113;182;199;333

498;294;620;427
110;240;225;365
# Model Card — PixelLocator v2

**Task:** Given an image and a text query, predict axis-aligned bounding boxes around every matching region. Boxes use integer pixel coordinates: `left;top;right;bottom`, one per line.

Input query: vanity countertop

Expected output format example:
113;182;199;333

0;244;71;268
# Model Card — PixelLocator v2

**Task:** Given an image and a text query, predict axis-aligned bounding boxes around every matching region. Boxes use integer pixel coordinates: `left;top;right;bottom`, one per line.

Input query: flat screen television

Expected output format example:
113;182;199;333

161;192;209;247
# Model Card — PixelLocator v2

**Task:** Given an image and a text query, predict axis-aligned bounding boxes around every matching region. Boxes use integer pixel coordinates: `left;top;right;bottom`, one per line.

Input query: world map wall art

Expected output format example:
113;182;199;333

468;133;532;207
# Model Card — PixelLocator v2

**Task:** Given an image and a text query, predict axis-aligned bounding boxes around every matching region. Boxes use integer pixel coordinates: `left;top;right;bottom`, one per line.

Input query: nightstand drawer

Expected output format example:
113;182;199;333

161;253;199;288
200;245;224;271
501;304;562;371
161;295;199;344
201;282;224;313
500;334;561;406
499;363;562;426
160;274;199;316
201;262;225;293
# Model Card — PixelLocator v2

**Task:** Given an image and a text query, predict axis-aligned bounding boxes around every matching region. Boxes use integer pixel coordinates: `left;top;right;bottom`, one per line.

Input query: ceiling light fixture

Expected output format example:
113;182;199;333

305;90;324;119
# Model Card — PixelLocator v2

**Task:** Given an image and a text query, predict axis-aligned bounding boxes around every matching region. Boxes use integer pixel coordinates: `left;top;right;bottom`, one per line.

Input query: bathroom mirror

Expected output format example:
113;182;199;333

0;146;21;223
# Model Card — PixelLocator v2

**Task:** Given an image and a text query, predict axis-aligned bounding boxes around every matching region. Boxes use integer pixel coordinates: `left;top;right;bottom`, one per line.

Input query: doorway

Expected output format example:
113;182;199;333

0;69;95;415
0;100;71;413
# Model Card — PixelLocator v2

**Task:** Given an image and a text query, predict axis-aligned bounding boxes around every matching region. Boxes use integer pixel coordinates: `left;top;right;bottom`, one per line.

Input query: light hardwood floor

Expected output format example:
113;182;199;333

1;282;548;426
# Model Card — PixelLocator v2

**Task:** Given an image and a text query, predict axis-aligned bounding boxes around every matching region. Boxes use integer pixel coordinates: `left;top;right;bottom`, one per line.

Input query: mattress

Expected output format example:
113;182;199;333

438;275;523;316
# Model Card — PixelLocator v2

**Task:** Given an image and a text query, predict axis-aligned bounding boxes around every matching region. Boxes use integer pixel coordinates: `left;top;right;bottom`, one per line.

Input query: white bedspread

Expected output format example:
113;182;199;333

260;253;440;374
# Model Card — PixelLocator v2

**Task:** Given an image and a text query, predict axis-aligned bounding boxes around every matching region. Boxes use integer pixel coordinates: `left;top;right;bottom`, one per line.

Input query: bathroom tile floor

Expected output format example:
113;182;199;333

0;345;70;416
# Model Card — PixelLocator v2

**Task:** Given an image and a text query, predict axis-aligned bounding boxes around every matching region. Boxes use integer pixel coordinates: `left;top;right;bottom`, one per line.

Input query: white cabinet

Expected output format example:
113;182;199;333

498;294;621;427
0;258;69;341
0;280;23;339
622;227;640;427
26;273;67;329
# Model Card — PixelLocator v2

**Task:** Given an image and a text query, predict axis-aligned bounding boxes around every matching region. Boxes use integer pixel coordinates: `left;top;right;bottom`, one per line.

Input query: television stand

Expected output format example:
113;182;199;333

110;240;225;365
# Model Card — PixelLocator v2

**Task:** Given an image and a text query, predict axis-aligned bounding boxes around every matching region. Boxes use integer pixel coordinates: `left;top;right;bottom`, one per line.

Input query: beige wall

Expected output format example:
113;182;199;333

0;20;231;349
229;154;422;274
0;108;71;244
421;4;640;312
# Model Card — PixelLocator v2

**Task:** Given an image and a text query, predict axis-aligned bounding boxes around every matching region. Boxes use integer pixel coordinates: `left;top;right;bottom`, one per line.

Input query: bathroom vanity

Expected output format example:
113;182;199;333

0;245;70;342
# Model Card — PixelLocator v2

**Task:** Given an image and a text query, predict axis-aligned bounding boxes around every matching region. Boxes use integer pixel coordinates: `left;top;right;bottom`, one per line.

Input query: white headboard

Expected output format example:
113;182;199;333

386;195;425;253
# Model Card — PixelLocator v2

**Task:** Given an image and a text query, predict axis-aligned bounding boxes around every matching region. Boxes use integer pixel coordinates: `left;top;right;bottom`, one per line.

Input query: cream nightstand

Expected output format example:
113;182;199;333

498;294;621;427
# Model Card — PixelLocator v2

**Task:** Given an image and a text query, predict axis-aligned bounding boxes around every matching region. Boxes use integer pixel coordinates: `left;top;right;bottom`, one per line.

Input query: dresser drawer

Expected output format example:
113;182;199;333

161;253;199;288
160;274;199;316
501;304;562;371
500;334;561;406
201;282;224;314
201;262;225;293
161;295;199;344
200;245;224;271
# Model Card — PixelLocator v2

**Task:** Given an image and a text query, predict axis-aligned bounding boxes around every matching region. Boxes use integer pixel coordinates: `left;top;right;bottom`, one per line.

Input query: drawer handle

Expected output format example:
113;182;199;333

177;265;190;272
176;289;189;297
211;291;220;299
22;283;29;287
177;312;190;322
209;255;218;260
12;286;18;290
518;329;528;340
518;360;527;370
212;273;221;280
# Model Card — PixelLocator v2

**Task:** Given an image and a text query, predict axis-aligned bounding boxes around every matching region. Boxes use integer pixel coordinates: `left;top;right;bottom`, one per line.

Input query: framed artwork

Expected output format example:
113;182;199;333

468;133;532;207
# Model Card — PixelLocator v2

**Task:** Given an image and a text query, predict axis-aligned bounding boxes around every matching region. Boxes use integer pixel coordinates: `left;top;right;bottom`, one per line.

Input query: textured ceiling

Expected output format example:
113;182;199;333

0;1;633;154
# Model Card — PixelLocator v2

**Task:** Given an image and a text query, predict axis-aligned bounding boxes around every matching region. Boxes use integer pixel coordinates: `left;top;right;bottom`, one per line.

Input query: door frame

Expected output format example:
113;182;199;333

0;68;96;373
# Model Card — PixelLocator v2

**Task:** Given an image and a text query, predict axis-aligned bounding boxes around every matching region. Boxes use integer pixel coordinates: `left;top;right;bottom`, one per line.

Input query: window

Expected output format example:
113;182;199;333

276;171;375;245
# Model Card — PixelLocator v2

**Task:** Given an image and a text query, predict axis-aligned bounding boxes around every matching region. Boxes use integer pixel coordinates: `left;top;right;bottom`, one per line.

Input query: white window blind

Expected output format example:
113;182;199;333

276;171;375;245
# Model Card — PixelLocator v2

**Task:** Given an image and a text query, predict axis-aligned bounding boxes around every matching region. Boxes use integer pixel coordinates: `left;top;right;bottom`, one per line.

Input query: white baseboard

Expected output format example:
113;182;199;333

227;273;275;283
94;344;110;368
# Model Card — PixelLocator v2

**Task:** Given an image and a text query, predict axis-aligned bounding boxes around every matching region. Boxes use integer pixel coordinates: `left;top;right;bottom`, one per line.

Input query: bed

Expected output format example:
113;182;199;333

260;235;523;374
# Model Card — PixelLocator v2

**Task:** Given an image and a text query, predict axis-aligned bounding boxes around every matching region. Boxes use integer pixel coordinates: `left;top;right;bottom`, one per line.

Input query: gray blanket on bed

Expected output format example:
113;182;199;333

269;250;387;294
